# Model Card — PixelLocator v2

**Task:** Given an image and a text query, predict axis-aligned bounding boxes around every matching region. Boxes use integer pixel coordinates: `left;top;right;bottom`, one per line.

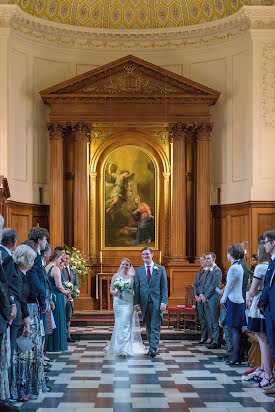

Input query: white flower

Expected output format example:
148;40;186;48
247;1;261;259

153;266;159;271
76;289;80;294
68;282;73;288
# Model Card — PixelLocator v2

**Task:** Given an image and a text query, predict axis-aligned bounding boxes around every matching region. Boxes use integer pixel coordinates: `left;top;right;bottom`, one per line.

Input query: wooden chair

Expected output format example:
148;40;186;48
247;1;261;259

179;285;200;331
167;306;183;328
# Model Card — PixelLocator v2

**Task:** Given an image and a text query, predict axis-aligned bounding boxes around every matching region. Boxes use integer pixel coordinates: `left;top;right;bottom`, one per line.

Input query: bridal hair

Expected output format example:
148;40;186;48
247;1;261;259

120;258;132;266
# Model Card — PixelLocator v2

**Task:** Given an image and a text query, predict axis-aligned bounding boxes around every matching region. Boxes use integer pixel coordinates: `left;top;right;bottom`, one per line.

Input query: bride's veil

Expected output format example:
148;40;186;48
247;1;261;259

129;266;145;352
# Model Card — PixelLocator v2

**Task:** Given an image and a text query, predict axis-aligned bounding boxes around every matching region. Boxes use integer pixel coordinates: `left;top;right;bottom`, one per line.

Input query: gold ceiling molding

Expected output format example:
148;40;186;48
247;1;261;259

1;5;275;48
11;0;265;28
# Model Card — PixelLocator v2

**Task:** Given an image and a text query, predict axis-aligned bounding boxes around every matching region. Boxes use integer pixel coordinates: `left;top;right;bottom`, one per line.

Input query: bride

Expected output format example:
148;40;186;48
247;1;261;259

104;258;145;357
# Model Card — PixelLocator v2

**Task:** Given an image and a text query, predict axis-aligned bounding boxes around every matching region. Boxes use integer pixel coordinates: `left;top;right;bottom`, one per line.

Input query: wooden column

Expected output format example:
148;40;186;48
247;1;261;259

168;123;187;261
48;122;64;247
89;171;97;258
196;123;213;256
73;122;91;255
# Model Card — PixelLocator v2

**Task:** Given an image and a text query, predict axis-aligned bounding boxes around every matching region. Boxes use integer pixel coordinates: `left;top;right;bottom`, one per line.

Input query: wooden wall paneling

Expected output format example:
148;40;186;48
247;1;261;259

5;201;49;244
168;265;199;306
211;202;275;272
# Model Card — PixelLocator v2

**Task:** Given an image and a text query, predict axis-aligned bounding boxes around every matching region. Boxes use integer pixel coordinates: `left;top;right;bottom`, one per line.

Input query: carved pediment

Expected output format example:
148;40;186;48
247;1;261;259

40;55;220;104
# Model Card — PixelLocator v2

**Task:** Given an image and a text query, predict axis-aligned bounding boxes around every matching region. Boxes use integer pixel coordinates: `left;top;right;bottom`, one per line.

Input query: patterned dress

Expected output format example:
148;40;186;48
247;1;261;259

10;303;46;400
0;328;10;401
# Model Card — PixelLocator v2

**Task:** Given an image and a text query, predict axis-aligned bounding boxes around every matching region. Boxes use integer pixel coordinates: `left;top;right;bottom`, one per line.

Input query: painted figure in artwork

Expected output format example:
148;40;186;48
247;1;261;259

105;163;134;216
131;196;155;246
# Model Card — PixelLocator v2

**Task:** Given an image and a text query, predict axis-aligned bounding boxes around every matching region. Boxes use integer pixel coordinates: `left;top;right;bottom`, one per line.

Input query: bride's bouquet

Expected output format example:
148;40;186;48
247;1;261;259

113;278;132;300
62;281;80;299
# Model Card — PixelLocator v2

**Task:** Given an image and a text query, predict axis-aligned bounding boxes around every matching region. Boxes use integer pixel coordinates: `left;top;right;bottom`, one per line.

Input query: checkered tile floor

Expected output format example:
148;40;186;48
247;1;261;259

17;340;275;412
70;325;199;336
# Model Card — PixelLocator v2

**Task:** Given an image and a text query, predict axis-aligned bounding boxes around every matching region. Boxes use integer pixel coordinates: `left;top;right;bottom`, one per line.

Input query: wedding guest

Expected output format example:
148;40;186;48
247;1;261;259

0;215;11;349
10;244;39;402
0;228;17;264
41;244;52;266
258;230;275;394
193;255;209;344
54;246;66;259
246;240;274;388
62;252;79;343
0;229;23;380
46;251;71;352
0;216;18;412
239;250;249;300
200;252;222;349
26;228;49;312
40;244;54;364
250;254;258;273
221;244;246;365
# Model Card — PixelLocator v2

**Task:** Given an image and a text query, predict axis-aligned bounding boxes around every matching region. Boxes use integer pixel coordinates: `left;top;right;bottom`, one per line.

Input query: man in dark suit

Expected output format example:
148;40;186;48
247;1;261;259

193;255;209;344
258;230;275;394
0;228;22;362
0;217;19;411
0;216;11;349
200;252;222;349
62;252;79;343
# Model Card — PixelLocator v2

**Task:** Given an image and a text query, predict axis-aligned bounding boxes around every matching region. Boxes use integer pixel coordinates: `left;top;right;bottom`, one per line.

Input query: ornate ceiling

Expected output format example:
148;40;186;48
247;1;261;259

12;0;264;28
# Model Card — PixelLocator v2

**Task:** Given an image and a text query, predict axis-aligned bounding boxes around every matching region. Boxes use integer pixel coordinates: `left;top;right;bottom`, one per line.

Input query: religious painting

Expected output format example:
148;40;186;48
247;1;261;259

102;145;157;249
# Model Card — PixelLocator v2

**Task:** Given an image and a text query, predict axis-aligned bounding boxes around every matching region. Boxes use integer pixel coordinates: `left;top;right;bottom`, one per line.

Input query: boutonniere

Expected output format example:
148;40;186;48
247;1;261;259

209;267;214;272
153;266;159;271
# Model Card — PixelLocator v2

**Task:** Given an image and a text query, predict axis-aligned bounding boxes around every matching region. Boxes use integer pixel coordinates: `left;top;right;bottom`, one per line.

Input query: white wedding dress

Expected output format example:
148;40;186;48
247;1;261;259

104;274;145;357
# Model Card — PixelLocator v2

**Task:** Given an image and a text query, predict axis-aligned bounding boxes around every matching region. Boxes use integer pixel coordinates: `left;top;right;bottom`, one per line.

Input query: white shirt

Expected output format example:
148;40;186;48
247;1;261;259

144;261;154;276
221;262;244;304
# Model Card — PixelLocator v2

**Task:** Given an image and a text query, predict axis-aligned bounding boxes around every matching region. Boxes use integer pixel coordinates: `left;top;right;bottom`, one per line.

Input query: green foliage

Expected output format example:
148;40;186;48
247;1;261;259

65;245;88;287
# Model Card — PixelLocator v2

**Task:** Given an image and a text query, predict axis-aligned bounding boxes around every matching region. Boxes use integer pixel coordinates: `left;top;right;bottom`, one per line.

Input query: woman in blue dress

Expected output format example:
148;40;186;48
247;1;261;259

46;251;71;352
221;244;246;365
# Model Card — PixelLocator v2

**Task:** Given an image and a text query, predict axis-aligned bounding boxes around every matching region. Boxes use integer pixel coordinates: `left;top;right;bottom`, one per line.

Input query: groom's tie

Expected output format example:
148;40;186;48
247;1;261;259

147;266;151;284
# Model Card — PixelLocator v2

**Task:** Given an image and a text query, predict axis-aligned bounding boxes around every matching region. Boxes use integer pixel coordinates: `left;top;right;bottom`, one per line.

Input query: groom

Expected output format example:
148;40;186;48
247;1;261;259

134;247;168;358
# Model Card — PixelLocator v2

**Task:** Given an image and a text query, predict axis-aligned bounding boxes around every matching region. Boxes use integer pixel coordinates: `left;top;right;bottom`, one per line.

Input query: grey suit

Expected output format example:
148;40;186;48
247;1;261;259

62;266;79;338
193;269;208;340
134;263;168;352
200;265;222;344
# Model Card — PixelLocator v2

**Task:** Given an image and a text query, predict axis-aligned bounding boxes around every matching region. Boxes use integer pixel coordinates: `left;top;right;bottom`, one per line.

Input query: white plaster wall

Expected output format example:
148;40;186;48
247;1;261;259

1;24;274;205
251;35;275;201
0;32;8;178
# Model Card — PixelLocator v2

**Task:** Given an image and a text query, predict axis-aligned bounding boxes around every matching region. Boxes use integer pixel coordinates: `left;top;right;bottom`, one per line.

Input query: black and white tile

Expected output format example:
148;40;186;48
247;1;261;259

17;340;275;412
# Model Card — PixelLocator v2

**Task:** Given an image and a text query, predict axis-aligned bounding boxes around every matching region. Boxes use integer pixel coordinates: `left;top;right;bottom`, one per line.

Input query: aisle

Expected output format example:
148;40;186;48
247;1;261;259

18;340;274;412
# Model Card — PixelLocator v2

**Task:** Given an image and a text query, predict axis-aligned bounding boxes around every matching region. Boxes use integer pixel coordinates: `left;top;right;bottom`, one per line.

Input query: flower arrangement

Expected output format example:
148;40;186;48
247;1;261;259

62;280;80;299
113;278;132;300
65;246;89;286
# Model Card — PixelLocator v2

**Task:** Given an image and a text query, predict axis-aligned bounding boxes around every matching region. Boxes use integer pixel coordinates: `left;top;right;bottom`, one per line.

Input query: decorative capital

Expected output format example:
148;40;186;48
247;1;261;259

48;122;65;140
168;122;193;142
72;122;92;141
195;123;213;141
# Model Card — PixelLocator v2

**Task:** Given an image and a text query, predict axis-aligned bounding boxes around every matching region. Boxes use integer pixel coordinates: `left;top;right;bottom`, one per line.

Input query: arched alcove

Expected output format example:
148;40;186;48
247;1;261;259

40;54;220;310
